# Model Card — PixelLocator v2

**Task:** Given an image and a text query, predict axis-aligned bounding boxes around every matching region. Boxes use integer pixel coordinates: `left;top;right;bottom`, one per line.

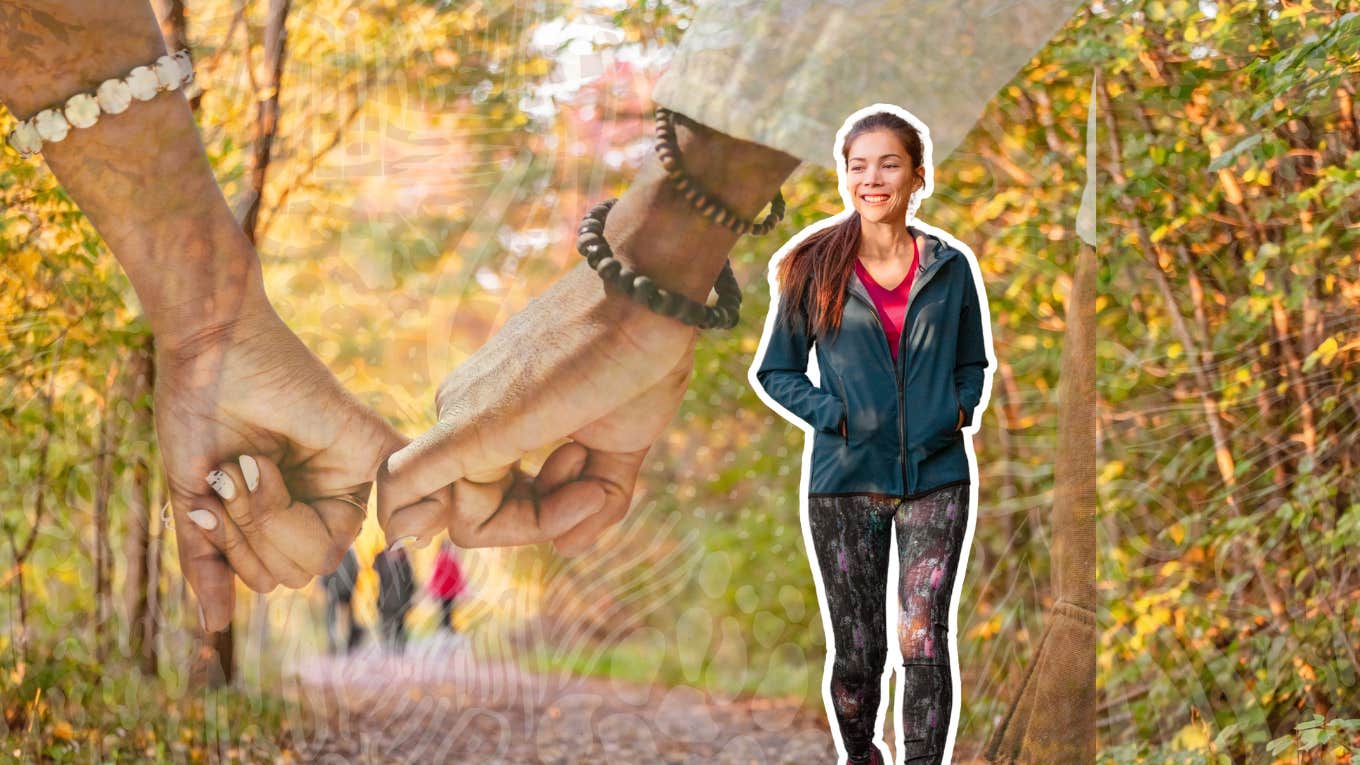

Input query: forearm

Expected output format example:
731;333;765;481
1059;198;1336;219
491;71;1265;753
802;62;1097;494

606;115;799;302
954;285;989;427
756;370;843;433
1;1;265;348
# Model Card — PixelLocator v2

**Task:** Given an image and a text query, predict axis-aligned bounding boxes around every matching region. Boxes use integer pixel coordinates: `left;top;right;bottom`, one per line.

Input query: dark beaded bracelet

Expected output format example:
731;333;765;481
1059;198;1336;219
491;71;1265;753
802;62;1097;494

654;106;785;237
577;198;742;330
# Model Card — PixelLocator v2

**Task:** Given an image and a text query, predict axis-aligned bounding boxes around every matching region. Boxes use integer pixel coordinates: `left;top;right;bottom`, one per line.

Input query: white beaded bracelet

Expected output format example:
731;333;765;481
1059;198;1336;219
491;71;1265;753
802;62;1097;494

5;48;195;159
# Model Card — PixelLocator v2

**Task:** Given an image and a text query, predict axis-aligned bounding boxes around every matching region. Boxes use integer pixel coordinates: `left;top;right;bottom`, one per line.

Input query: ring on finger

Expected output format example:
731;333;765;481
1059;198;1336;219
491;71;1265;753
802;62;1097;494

333;494;368;513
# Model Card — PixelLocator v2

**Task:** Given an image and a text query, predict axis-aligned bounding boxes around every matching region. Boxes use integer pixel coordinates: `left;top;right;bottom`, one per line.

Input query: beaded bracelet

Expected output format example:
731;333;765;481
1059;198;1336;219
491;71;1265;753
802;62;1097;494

574;106;792;330
577;199;743;330
654;107;785;237
5;48;195;159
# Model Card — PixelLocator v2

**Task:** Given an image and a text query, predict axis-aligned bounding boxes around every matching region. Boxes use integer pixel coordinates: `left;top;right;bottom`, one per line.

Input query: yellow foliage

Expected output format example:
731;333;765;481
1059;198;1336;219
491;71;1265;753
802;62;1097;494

1171;722;1210;750
1099;460;1125;483
1109;600;1133;625
968;613;1004;640
13;249;41;279
1314;336;1339;366
1167;523;1185;546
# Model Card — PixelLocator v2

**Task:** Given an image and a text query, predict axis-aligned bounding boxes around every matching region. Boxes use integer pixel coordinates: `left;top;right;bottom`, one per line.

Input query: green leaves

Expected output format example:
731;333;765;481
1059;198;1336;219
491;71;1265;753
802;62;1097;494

1207;133;1263;172
1266;714;1360;757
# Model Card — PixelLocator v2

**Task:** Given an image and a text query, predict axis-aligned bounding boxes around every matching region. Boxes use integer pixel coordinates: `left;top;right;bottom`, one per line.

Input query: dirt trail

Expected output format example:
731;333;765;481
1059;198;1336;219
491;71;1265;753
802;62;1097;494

284;638;986;764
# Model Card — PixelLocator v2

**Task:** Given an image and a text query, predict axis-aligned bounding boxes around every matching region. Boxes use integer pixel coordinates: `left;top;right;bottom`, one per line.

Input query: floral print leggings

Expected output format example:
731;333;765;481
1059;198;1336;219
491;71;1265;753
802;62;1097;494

807;483;971;765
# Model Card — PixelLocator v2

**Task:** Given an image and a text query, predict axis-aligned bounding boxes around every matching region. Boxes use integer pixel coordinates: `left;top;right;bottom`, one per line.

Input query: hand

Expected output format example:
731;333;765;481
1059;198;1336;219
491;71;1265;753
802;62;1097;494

378;262;697;556
156;286;403;632
956;406;965;430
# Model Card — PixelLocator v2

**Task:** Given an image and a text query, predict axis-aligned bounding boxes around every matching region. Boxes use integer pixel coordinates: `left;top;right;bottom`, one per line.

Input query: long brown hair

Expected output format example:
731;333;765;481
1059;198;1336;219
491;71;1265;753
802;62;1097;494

776;112;925;339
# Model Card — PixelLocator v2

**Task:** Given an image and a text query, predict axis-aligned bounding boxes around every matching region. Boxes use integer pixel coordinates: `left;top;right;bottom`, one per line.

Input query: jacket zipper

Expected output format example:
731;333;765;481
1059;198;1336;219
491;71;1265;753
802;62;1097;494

844;287;909;496
896;335;907;497
845;244;955;497
899;248;956;496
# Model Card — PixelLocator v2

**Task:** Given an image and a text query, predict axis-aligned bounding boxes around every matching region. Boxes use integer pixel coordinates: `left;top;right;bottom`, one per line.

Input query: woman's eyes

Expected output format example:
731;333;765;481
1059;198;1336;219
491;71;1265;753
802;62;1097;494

850;164;900;171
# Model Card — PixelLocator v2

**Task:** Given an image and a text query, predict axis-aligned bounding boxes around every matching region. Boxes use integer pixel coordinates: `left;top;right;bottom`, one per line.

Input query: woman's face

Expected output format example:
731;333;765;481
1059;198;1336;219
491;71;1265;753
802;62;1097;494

845;130;922;224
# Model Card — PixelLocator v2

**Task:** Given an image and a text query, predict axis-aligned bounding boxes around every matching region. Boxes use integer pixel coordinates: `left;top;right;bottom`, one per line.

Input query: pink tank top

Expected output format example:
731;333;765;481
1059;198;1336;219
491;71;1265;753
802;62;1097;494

852;234;920;362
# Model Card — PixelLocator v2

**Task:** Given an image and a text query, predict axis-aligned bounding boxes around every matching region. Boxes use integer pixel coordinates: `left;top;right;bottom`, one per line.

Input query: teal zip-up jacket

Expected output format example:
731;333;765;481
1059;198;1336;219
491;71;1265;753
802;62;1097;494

754;228;991;498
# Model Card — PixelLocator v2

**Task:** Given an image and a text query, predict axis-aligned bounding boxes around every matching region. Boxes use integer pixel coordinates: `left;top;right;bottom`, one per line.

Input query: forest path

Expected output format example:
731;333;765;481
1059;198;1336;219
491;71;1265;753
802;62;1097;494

283;636;989;764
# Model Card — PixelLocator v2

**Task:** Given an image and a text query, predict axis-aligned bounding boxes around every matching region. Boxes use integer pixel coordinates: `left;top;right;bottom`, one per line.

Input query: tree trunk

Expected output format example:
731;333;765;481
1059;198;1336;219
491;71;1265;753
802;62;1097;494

986;73;1099;764
122;341;157;672
6;363;58;660
238;0;293;242
92;361;123;661
145;480;169;676
153;0;200;111
152;0;240;688
207;0;296;676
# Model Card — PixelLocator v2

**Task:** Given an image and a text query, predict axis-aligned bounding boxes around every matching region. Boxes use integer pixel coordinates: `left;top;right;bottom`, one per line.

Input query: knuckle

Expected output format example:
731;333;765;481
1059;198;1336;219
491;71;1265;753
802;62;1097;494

598;477;632;503
338;510;365;542
243;572;277;594
447;504;472;530
217;531;246;556
603;503;629;525
320;543;346;576
447;523;475;549
232;511;262;538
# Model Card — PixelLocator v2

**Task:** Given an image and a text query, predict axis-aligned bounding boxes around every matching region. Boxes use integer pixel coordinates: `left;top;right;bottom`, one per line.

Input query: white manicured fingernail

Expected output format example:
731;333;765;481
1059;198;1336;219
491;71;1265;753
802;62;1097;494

197;603;207;631
206;470;235;500
187;509;218;530
390;535;415;552
239;455;260;492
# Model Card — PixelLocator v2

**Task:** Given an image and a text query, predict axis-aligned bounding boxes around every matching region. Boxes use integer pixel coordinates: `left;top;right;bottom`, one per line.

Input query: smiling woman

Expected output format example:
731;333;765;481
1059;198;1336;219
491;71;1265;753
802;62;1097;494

750;106;994;765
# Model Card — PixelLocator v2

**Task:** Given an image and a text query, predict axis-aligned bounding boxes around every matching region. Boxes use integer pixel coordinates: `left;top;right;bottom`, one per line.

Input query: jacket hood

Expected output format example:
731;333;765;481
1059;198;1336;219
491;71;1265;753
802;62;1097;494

847;229;958;311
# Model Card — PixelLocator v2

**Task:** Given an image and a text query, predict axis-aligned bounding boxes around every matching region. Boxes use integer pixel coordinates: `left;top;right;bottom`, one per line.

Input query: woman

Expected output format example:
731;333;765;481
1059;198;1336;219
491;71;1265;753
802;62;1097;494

375;546;415;654
752;108;992;765
428;539;467;635
322;547;364;654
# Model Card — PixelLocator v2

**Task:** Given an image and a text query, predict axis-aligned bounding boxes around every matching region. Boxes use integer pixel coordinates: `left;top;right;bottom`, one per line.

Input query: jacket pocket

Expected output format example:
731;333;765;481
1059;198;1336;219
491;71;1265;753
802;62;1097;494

912;383;960;457
829;367;850;444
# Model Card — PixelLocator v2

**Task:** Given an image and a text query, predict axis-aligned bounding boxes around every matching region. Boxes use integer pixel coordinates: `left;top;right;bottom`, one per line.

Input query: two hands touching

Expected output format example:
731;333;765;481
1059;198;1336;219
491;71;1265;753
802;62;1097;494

0;0;793;638
0;6;781;634
175;263;697;632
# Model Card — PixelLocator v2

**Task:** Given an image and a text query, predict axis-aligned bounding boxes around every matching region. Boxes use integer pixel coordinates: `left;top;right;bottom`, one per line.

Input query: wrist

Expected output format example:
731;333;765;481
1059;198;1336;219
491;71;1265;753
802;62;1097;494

145;239;274;355
604;116;798;303
38;92;272;351
0;3;167;121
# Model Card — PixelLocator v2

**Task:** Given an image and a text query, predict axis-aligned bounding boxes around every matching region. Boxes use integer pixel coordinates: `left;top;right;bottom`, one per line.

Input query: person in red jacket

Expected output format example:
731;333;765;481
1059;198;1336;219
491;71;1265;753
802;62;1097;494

427;540;466;634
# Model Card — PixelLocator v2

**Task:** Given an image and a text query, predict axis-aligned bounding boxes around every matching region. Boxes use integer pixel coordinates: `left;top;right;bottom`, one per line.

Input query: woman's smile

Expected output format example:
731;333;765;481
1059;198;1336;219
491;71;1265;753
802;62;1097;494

847;129;922;220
